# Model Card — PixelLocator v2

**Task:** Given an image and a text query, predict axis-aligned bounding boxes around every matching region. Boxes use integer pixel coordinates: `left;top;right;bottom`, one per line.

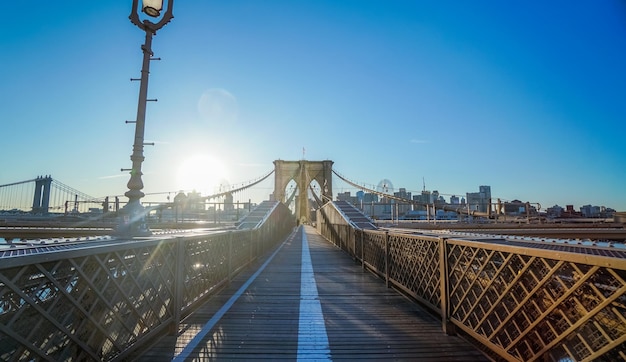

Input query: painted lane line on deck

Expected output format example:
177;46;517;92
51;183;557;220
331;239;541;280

297;228;332;361
172;230;295;361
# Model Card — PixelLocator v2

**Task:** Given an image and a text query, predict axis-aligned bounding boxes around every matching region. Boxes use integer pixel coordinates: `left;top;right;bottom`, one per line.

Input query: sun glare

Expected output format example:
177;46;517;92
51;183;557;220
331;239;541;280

176;154;228;196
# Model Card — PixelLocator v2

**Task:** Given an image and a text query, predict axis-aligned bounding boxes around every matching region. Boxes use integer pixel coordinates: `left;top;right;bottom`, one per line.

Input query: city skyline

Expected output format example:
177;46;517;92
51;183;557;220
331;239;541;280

1;2;625;211
336;182;616;212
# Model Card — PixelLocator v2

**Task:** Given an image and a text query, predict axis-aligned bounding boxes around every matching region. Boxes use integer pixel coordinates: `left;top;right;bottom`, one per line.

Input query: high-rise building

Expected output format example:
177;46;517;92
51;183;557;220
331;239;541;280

466;185;491;213
393;188;412;215
394;188;411;200
356;190;364;203
363;193;378;203
421;190;431;203
336;191;357;204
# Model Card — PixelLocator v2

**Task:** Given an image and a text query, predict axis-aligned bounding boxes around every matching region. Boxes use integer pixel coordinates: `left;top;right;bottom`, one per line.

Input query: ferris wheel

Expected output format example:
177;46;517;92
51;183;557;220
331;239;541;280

376;179;394;195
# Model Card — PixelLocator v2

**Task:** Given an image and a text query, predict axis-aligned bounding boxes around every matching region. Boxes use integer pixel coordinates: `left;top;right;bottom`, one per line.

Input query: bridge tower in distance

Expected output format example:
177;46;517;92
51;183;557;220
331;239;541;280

273;160;333;224
32;176;53;214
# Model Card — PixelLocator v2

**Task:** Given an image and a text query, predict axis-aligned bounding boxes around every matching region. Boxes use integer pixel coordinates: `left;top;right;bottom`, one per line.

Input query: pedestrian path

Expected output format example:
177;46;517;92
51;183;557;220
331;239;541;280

135;225;487;361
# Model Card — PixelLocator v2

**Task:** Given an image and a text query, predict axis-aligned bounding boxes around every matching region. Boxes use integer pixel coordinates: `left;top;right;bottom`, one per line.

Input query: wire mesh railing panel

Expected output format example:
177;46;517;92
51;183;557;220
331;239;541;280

362;231;386;277
446;239;626;362
0;241;178;361
387;233;441;310
180;233;231;310
231;232;253;273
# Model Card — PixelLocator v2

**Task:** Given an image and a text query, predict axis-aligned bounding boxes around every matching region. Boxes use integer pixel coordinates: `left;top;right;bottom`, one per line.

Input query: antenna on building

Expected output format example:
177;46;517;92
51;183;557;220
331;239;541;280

422;177;426;192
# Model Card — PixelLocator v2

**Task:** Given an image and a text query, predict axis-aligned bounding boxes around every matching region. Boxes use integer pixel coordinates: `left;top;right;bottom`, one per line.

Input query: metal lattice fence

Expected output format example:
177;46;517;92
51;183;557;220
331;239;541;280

0;203;294;361
317;201;626;361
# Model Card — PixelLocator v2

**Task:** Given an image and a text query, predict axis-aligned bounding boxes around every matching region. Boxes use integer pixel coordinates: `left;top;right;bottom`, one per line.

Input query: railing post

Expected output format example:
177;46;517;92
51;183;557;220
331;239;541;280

170;238;186;335
342;225;346;250
385;231;389;288
361;230;365;270
250;229;254;262
228;231;233;282
339;225;342;249
350;228;357;258
438;237;455;335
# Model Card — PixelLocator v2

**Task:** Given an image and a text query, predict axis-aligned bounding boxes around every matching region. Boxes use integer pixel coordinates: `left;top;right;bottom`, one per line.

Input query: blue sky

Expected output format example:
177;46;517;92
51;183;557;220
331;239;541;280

1;1;625;211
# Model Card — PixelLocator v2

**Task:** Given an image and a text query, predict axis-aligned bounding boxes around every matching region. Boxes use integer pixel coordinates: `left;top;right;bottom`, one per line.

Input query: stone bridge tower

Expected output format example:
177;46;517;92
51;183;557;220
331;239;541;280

273;160;333;224
32;175;53;214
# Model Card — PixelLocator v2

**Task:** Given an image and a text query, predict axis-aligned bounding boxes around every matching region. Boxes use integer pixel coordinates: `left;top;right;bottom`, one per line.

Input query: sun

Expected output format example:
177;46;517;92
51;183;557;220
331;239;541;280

176;154;228;196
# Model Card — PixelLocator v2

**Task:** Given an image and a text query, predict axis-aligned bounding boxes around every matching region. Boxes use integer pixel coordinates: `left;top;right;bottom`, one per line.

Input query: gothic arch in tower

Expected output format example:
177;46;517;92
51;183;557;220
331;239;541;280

273;160;333;224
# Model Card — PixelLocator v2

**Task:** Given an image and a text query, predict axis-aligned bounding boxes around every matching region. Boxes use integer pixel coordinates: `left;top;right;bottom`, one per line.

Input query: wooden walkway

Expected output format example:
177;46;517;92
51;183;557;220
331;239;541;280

134;225;488;361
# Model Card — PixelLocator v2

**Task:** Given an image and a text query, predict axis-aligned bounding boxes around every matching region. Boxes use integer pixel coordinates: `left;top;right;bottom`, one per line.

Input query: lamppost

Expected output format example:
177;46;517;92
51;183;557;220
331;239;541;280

119;0;174;236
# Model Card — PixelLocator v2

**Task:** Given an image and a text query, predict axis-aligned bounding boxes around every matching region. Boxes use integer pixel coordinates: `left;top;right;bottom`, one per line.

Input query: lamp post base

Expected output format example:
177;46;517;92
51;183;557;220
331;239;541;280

115;201;152;237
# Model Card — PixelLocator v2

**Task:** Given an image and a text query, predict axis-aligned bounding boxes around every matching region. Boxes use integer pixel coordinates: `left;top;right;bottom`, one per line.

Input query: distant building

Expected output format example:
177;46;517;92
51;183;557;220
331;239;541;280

547;204;614;219
403;209;458;220
562;205;581;218
450;195;460;205
363;192;378;203
336;191;357;204
505;200;522;214
434;192;446;205
580;205;601;218
412;191;429;211
394;188;412;214
466;185;491;213
603;207;616;218
356;191;364;203
224;192;234;211
187;191;204;211
394;188;411;200
547;205;564;218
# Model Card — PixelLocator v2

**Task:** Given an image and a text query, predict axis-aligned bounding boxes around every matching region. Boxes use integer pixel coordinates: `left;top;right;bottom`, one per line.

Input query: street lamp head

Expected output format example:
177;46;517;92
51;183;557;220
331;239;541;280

142;0;163;17
130;0;174;32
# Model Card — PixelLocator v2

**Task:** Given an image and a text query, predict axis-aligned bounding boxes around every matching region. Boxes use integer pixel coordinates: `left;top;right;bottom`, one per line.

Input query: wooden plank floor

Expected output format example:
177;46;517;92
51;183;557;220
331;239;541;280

134;225;488;361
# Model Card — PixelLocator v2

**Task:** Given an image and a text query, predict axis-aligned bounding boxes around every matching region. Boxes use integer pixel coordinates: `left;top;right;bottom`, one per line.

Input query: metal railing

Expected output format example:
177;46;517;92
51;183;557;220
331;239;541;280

0;203;294;361
317;202;626;361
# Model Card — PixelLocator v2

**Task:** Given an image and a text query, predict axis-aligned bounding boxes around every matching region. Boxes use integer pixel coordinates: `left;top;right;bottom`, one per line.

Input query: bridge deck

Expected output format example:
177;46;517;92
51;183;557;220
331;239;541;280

134;225;487;361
